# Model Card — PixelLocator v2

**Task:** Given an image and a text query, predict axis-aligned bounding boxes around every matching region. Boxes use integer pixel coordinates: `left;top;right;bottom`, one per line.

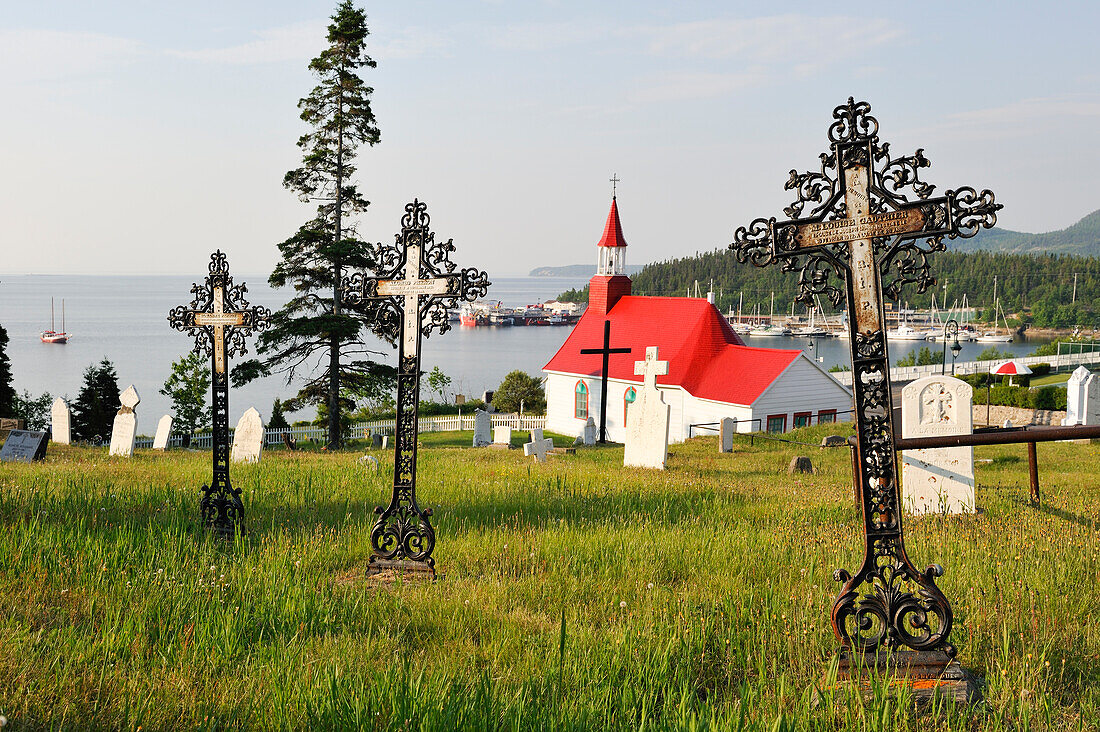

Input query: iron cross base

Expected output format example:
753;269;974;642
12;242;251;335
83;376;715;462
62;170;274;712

827;649;981;706
200;483;245;542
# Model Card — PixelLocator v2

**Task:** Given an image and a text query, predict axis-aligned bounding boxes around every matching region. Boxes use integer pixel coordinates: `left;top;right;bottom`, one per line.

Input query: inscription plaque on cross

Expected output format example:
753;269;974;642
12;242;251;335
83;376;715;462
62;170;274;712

168;250;270;538
343;200;489;574
731;99;1001;674
580;320;632;443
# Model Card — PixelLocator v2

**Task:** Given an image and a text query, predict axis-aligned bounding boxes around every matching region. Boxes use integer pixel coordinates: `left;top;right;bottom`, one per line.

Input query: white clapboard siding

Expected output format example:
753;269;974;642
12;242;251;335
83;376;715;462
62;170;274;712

749;355;853;431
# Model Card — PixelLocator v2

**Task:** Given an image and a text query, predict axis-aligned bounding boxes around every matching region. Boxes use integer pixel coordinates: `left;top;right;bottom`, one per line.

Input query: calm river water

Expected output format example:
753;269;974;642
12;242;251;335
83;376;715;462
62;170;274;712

0;274;1051;431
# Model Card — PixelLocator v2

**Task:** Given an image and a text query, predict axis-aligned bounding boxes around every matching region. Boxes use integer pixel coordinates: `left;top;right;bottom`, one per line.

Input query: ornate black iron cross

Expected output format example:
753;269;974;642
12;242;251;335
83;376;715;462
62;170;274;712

731;99;1001;668
168;250;270;539
343;200;489;573
580;319;631;443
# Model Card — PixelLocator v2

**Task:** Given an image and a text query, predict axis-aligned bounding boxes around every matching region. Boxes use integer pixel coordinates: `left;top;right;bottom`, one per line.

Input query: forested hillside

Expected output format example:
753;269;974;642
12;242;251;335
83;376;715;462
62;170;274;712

561;249;1100;328
955;209;1100;256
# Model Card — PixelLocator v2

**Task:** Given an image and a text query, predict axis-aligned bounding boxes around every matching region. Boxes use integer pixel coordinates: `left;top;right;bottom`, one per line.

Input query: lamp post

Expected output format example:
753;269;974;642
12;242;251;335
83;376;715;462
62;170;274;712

941;318;961;375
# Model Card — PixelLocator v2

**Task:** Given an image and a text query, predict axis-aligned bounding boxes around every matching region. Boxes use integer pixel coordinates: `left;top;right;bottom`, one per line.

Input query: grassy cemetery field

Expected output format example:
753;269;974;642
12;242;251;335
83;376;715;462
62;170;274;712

2;426;1099;729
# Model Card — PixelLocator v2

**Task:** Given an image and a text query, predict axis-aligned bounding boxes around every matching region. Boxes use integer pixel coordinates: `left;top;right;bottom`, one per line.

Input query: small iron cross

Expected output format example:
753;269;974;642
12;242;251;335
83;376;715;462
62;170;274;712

731;99;1000;668
580;319;631;443
343;199;490;572
168;250;269;538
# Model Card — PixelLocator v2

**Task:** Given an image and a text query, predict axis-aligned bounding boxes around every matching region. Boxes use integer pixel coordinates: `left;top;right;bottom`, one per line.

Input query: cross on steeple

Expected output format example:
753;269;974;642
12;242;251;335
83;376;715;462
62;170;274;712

609;173;620;198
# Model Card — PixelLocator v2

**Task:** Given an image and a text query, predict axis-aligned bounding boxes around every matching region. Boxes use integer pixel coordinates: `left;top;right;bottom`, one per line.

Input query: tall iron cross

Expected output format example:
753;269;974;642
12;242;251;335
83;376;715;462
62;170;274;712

731;99;1000;670
168;250;269;539
580;319;631;443
343;199;489;573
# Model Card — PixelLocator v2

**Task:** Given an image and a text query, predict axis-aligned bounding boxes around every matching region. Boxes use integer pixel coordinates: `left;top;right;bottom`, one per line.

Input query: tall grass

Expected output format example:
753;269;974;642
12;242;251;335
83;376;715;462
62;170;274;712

0;426;1098;729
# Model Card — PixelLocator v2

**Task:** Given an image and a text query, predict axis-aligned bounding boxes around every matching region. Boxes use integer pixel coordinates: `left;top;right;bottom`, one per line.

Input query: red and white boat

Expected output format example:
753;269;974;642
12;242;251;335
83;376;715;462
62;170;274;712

40;298;70;344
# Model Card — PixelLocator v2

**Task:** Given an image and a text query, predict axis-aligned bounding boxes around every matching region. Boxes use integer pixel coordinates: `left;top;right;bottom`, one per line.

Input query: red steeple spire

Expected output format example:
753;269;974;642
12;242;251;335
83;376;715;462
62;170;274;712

596;197;628;248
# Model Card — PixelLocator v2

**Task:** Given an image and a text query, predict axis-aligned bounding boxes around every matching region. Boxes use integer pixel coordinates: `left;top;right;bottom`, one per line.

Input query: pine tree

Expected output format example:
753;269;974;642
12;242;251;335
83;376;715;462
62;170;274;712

268;398;290;431
71;358;120;443
0;324;16;417
234;0;382;450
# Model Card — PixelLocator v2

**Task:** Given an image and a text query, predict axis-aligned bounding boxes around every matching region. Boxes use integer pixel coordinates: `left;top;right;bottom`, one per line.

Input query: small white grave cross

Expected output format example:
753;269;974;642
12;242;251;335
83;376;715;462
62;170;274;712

634;346;669;393
523;428;554;463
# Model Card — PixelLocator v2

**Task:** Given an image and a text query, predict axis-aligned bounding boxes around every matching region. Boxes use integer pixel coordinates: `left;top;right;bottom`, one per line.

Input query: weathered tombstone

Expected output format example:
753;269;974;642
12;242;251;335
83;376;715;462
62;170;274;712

109;385;140;457
623;346;671;470
152;414;173;450
523;428;554;463
493;426;512;446
582;417;598;447
483;391;495;413
1062;366;1091;426
0;418;25;431
50;398;71;445
901;376;975;514
731;98;1000;680
579;320;631;442
788;456;814;474
358;454;380;470
381;435;389;449
230;407;264;464
472;409;492;447
1064;367;1100;427
455;393;466;405
169;250;270;538
371;433;383;449
719;417;736;453
341;199;489;574
0;430;48;462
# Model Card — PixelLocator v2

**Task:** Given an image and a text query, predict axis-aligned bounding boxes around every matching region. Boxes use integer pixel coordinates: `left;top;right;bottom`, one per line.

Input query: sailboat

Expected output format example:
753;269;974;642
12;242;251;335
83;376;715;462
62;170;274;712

40;298;70;344
976;299;1014;343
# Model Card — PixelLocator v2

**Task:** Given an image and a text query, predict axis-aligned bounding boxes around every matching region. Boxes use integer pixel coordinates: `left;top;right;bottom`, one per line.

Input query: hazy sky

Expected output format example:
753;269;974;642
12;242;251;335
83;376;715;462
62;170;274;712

3;1;1099;276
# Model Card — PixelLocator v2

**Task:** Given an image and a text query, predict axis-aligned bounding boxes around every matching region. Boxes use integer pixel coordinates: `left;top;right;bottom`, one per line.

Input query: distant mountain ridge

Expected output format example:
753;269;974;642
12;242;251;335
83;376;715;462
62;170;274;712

953;209;1100;256
529;264;645;277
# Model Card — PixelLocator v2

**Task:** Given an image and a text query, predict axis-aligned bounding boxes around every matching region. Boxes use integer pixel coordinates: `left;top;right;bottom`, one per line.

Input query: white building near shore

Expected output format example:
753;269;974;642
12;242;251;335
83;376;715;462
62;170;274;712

542;196;853;443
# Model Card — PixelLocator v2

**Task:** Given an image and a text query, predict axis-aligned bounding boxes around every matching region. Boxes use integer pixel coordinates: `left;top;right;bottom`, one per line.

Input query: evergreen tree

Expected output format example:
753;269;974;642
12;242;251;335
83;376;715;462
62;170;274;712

268;398;290;431
234;0;382;449
0;324;16;417
71;358;120;443
159;351;211;447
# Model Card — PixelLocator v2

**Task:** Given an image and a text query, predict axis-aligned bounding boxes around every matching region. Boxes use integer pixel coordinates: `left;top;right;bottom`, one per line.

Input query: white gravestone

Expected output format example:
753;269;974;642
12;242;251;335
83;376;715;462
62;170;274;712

901;375;975;515
523;428;554;463
623;346;671;470
582;417;597;446
493;426;512;446
109;385;140;457
1063;366;1099;426
719;417;736;453
472;409;492;447
152;415;173;450
50;398;71;445
230;407;264;464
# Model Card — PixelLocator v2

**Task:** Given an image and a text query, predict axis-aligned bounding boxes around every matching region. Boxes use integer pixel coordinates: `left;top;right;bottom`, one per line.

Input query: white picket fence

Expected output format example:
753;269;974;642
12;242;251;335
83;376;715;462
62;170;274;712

831;350;1100;387
134;413;547;449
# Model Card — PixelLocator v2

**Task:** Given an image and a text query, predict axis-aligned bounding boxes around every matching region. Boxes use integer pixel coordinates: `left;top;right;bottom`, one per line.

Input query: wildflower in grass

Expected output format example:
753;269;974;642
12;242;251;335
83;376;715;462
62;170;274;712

646;582;654;590
619;601;627;609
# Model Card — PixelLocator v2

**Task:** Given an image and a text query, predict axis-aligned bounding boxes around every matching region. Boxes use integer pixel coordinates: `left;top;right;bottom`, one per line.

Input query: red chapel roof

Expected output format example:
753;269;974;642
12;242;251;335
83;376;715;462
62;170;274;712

544;296;804;406
596;197;628;248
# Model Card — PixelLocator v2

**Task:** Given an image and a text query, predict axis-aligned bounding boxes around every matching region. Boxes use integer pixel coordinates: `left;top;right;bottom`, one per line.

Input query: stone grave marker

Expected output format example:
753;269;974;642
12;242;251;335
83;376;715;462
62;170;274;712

483;391;495;413
493;426;512;446
381;435;389;449
523;428;554;463
51;398;71;445
719;417;736;453
370;433;383;449
623;346;671;470
472;409;492;447
1062;366;1092;426
1088;372;1100;425
152;415;173;450
582;417;597;446
901;375;975;514
0;430;48;462
109;385;140;457
230;407;264;464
